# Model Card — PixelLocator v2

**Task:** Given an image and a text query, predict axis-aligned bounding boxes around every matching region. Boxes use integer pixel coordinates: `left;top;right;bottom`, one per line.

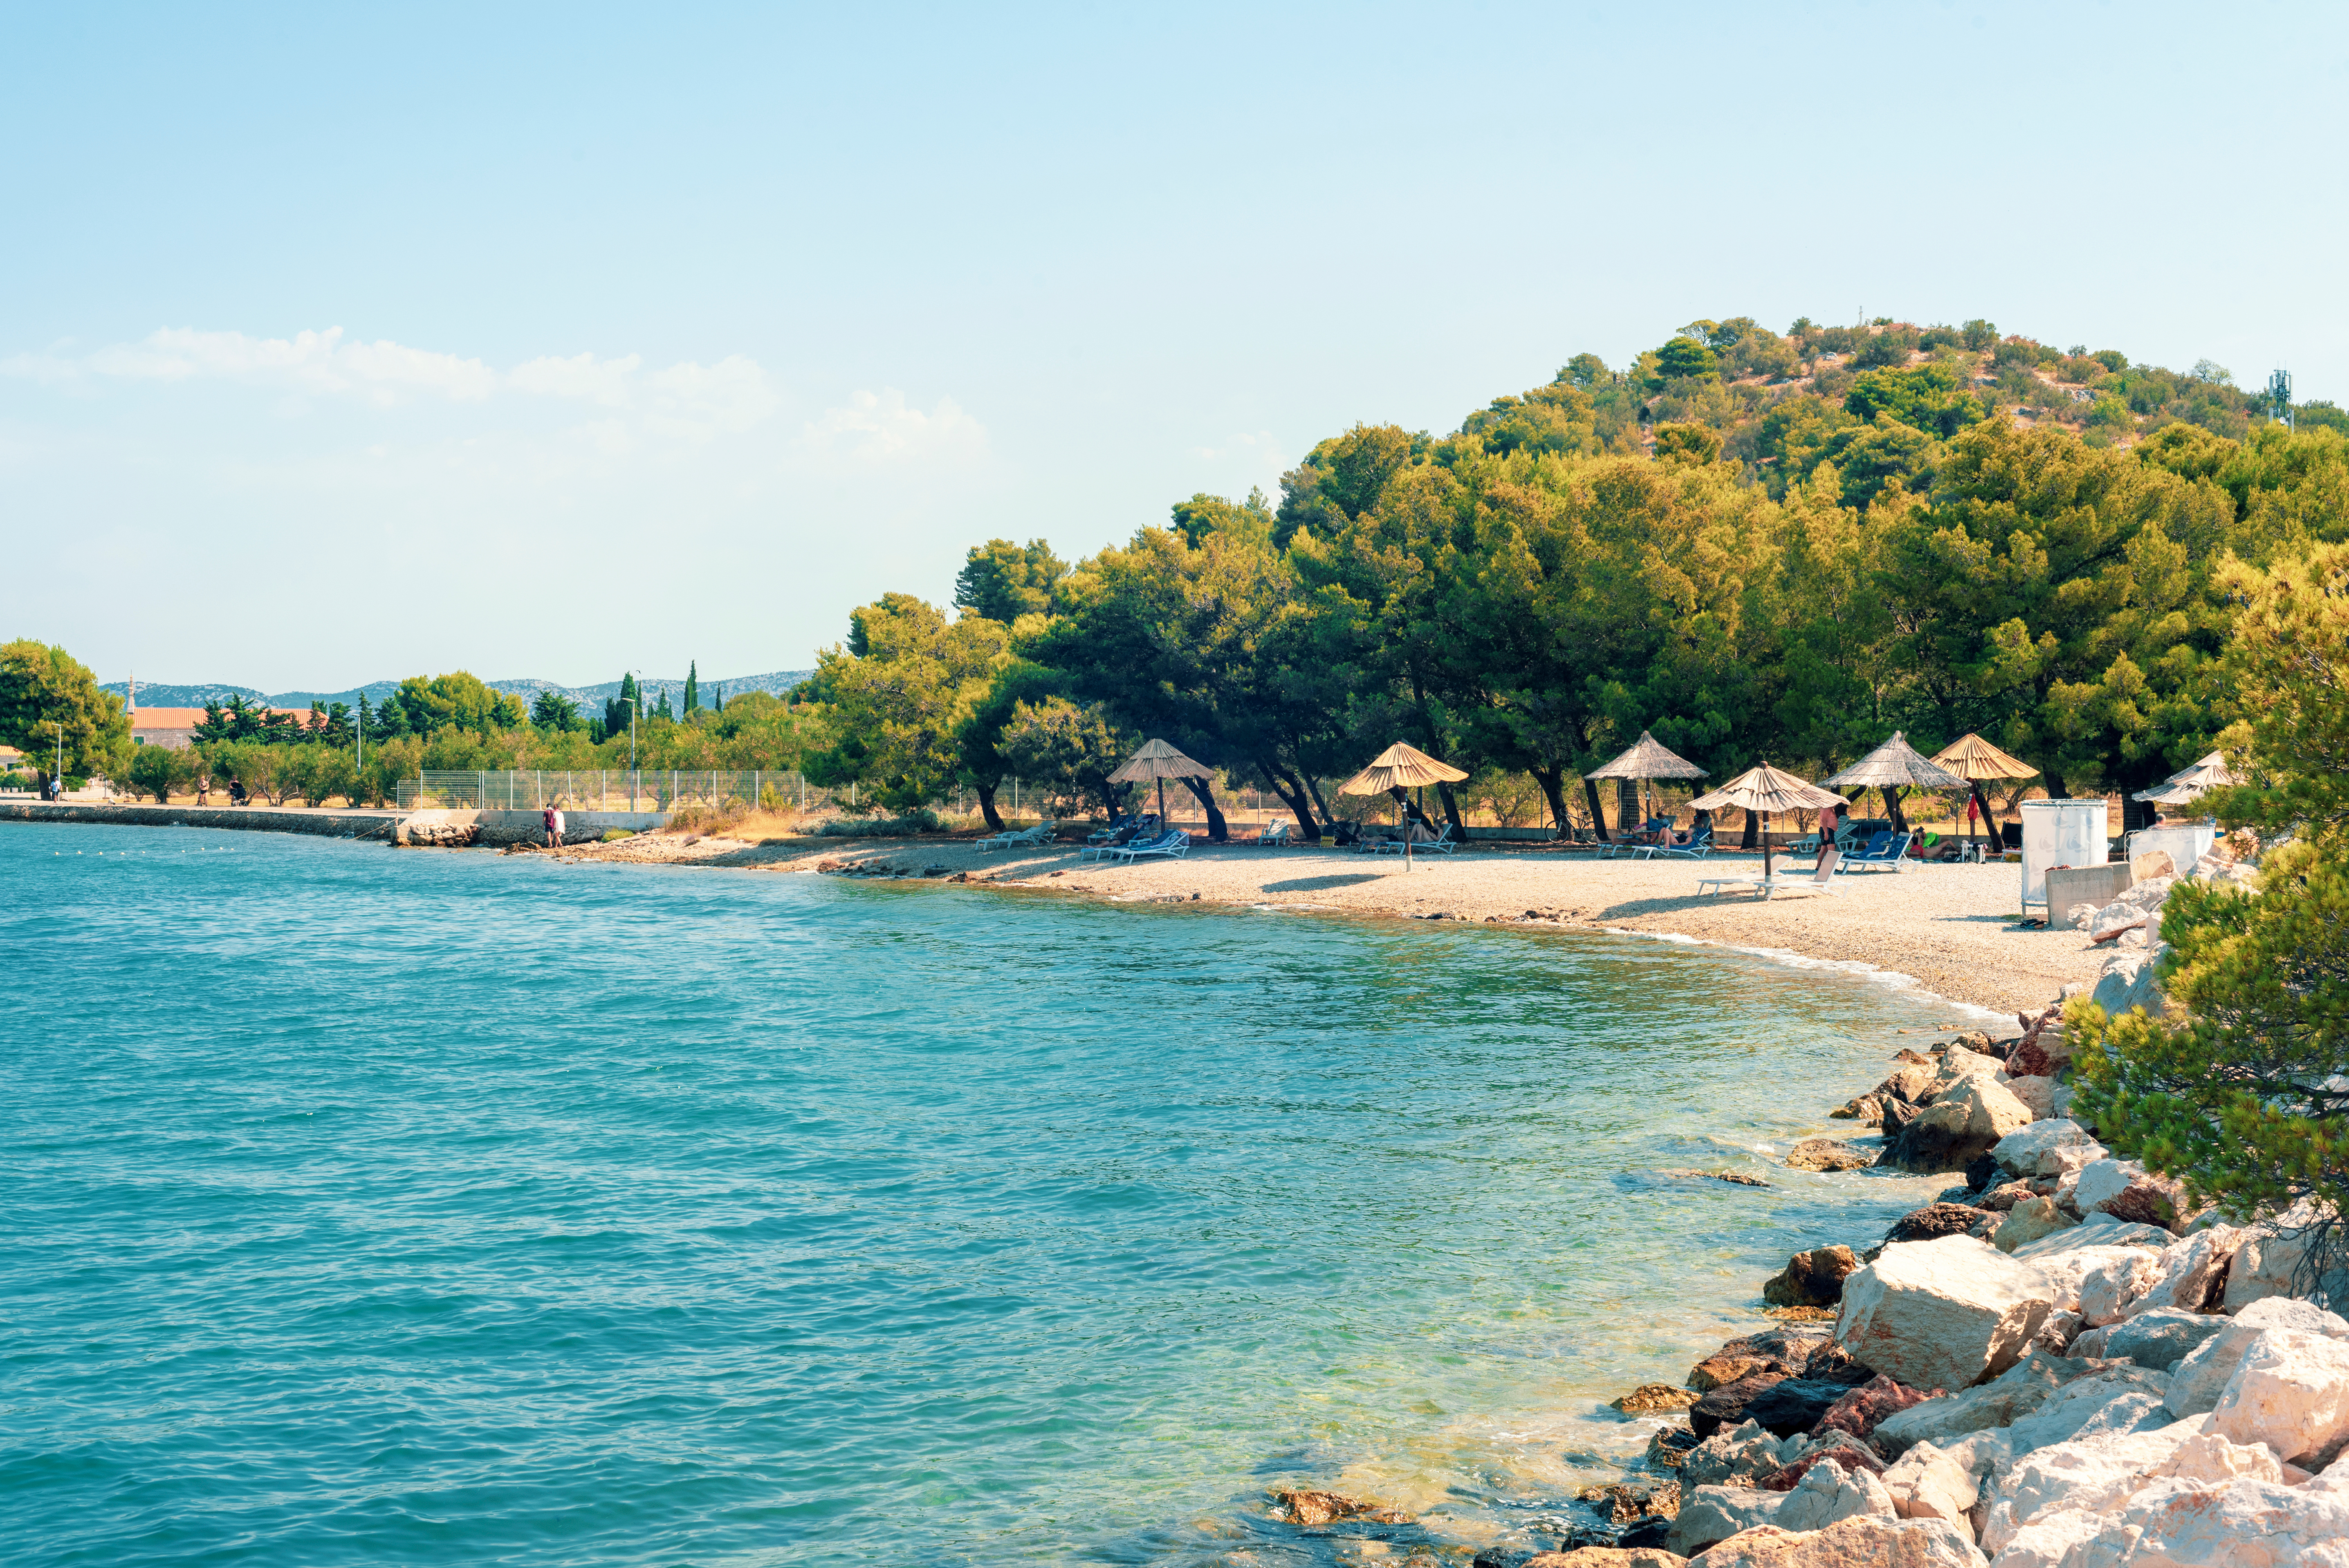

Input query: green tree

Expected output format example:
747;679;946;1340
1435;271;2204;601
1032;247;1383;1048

954;539;1068;623
798;592;1011;812
390;671;505;734
997;696;1133;818
684;662;699;715
1653;336;1719;383
126;743;197;802
532;689;582;731
0;640;131;786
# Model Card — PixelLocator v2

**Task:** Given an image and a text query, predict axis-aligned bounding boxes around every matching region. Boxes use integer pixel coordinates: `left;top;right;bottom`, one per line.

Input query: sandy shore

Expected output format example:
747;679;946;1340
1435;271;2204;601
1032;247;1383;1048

552;831;2104;1018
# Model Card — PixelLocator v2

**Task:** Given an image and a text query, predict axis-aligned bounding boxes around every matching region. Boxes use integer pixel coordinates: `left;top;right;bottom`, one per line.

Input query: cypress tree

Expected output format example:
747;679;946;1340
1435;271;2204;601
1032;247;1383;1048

684;661;698;714
712;682;723;713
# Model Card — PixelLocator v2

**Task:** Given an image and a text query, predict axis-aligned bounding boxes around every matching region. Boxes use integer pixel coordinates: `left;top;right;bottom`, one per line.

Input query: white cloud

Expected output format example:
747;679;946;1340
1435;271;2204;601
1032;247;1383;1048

647;356;781;437
799;388;986;463
507;351;642;406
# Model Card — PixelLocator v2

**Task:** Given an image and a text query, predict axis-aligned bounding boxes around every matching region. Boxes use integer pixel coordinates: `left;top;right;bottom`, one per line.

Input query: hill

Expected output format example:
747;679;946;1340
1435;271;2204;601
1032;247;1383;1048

106;670;812;711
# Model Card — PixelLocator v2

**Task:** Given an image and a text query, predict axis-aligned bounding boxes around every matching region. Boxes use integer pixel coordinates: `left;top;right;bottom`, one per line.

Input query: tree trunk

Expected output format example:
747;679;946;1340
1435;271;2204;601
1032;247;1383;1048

976;782;1004;832
1582;777;1613;841
1434;780;1465;835
1180;775;1227;842
1535;766;1571;840
1884;785;1908;834
1301;769;1337;830
1970;782;1996;852
1741;808;1761;849
1263;761;1321;842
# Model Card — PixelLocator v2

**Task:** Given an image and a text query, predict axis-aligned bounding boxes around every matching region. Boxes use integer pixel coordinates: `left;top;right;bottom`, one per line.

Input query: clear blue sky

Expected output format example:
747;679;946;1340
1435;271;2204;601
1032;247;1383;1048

5;2;2344;692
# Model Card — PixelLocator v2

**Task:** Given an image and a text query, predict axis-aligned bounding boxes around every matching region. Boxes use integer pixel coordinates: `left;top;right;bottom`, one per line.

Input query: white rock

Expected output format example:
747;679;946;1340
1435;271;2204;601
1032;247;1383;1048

1683;1418;1797;1487
2089;949;2163;1018
1666;1482;1786;1556
2223;1215;2349;1314
1773;1457;1898;1532
2004;1367;2172;1454
2008;1214;2172;1260
1837;1236;2055;1393
2077;1250;2165;1326
2047;1081;2075;1120
2040;1143;2103;1184
2026;1244;2170;1317
2210;1326;2349;1464
1990;1119;2096;1180
2125;1226;2241;1318
2071;1158;2140;1215
2001;1075;2057;1120
1978;1416;2206;1553
1927;1045;2008;1098
1875;1352;2098;1454
1883;1440;1978;1522
2166;1299;2349;1420
2149;1428;2285;1485
1687;1514;1990;1566
1994;1476;2349;1568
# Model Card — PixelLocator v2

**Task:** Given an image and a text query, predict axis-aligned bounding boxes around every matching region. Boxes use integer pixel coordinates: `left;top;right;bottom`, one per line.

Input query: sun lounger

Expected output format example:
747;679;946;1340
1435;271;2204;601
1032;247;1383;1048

1652;825;1715;859
1697;850;1846;900
1248;820;1292;846
1372;823;1456;856
1836;830;1914;873
1110;830;1189;863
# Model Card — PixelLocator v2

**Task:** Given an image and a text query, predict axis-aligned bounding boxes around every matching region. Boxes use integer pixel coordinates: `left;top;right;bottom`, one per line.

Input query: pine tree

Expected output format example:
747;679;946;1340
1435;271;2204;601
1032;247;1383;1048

711;682;723;713
655;687;674;720
684;661;698;714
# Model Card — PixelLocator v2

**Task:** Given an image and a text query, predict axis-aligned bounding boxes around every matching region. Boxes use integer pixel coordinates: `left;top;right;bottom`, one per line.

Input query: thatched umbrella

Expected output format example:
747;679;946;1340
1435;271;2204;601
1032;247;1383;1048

1109;738;1212;828
1585;729;1707;839
1338;741;1468;871
2132;750;2240;810
1822;731;1967;834
1690;761;1848;881
1930;734;2038;855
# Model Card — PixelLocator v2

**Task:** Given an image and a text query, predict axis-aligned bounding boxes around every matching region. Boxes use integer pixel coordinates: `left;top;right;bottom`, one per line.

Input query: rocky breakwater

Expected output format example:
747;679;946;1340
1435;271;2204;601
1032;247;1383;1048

1521;837;2349;1565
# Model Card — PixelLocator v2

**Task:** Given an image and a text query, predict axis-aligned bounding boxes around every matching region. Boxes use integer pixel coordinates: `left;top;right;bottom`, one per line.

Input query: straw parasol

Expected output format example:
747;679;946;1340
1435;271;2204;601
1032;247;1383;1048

1930;734;2039;855
1690;761;1849;881
2131;750;2241;809
1586;729;1707;838
1822;731;1967;834
1108;737;1212;826
1339;742;1468;871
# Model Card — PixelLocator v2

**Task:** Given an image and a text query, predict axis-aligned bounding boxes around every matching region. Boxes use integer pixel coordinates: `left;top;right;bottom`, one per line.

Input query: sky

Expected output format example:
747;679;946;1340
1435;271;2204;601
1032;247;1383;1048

4;2;2345;692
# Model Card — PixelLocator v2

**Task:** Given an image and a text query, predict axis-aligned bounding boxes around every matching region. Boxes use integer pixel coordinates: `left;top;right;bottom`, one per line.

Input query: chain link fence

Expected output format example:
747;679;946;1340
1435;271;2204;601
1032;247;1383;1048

395;769;841;812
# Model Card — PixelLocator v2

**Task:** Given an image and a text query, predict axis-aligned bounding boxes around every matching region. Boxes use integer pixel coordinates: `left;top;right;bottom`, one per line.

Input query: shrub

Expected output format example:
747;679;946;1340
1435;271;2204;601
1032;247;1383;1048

814;808;945;837
1961;318;1999;350
599;828;635;842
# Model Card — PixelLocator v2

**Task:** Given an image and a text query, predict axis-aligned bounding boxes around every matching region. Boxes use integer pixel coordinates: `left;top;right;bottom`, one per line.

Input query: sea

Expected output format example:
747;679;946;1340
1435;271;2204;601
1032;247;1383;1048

0;822;1968;1566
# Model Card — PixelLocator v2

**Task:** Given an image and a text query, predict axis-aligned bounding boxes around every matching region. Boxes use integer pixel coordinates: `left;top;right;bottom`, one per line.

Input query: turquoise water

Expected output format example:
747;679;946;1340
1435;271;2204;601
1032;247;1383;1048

0;824;1960;1566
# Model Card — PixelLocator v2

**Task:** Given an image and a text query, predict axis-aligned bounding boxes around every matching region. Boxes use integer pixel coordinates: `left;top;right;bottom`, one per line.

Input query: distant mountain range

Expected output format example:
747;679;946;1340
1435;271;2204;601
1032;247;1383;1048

103;671;813;710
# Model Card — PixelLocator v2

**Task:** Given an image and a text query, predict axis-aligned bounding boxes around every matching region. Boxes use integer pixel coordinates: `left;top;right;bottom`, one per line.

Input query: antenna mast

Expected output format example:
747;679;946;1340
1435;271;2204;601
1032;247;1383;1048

2268;368;2293;430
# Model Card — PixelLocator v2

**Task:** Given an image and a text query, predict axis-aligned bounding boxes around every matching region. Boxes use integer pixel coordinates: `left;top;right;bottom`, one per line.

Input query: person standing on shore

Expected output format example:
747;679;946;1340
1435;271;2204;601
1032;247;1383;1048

543;801;561;848
1814;802;1843;875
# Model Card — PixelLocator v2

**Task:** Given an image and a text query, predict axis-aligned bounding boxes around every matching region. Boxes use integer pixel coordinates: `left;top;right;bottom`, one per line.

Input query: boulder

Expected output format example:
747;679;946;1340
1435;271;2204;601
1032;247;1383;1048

1811;1374;1932;1445
1757;1439;1885;1491
1687;1354;1772;1394
2210;1325;2349;1465
1577;1480;1681;1525
1665;1486;1787;1557
1836;1236;2054;1393
1785;1139;1871;1173
1682;1420;1793;1488
1988;1119;2098;1180
1829;1094;1885;1126
1922;1045;2006;1100
2008;1214;2173;1260
2166;1297;2349;1419
1878;1077;2033;1175
1691;1372;1791;1439
2075;1250;2164;1326
1875;1061;1942;1107
2221;1213;2349;1314
2019;1243;2165;1317
1271;1488;1411;1525
1681;1515;1984;1567
1522;1550;1688;1568
1885;1204;1992;1245
1879;1440;1976;1523
1739;1379;1853;1438
1993;1195;2078;1253
1772;1460;1896;1532
1645;1426;1701;1471
1977;1418;2210;1554
1994;1476;2349;1568
2089;949;2164;1018
1762;1245;1860;1308
2003;1366;2174;1453
2124;1225;2239;1317
1870;1351;2105;1454
2103;1307;2229;1370
2069;1158;2140;1215
1613;1384;1700;1414
2001;1074;2057;1120
2093;1173;2189;1232
1977;1180;2034;1213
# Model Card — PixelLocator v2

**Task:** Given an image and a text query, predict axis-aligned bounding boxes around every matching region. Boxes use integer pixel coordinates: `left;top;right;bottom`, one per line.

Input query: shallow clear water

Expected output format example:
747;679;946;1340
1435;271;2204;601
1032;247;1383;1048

0;824;1962;1566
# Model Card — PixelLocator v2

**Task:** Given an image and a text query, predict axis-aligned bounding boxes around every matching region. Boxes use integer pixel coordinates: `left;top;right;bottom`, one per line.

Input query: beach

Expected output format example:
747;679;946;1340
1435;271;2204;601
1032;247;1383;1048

554;830;2109;1018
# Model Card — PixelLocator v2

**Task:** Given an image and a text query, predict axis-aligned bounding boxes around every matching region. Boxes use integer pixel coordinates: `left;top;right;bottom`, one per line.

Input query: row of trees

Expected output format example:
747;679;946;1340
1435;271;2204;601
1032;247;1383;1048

792;388;2349;841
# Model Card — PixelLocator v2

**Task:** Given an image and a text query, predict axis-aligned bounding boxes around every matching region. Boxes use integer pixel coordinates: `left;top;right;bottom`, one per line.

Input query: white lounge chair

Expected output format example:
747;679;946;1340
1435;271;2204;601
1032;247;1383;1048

1110;830;1189;863
1373;823;1457;855
1697;849;1846;900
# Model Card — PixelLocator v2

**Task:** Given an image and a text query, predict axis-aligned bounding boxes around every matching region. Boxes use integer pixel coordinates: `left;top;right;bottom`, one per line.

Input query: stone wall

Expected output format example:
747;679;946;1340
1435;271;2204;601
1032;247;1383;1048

0;801;399;838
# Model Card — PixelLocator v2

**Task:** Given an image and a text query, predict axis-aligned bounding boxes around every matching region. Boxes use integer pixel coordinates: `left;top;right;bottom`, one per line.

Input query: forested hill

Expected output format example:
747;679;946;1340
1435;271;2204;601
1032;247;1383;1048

793;312;2349;841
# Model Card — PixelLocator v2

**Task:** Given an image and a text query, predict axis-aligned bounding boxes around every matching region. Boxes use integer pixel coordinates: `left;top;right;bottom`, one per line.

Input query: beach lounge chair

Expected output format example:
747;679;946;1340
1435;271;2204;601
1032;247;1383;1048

1110;830;1189;863
1652;823;1715;859
1836;830;1914;873
1696;849;1847;900
1248;820;1292;846
1373;823;1456;856
1600;817;1673;858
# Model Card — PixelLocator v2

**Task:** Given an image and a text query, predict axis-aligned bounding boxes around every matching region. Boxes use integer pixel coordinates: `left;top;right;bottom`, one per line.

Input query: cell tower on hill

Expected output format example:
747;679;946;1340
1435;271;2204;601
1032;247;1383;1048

2268;367;2293;430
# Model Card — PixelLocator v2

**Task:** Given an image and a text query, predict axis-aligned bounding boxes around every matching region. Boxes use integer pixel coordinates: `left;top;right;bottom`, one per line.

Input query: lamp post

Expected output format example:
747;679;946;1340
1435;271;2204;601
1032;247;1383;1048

629;671;640;812
55;720;64;795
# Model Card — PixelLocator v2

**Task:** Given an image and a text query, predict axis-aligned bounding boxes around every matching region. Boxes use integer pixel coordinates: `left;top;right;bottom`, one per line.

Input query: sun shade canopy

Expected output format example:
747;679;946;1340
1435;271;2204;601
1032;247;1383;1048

1337;742;1469;795
1929;733;2038;782
1585;730;1708;782
1689;761;1849;815
2132;750;2241;805
1822;731;1968;792
1108;738;1213;784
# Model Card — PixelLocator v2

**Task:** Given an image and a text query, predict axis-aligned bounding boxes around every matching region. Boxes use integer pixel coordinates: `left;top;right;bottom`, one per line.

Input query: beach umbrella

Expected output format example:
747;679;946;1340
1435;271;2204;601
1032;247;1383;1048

1338;742;1468;871
1689;761;1848;882
1929;734;2039;855
1108;738;1212;827
1585;729;1707;838
2131;750;2241;809
1821;731;1967;834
